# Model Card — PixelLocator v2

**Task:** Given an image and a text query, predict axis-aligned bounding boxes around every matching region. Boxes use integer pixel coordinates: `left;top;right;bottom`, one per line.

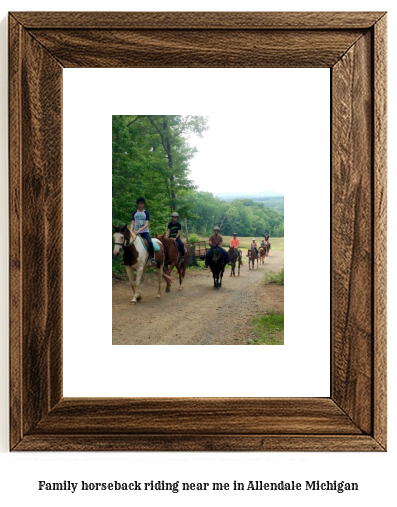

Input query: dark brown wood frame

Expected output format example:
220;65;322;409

9;12;387;451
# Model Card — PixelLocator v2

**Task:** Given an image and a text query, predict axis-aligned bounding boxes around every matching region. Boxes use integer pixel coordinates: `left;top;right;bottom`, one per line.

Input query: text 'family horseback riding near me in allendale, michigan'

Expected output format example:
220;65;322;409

38;479;359;494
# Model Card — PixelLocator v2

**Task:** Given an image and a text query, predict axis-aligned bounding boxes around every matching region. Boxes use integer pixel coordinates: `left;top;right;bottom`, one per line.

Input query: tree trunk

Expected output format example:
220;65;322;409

163;119;177;211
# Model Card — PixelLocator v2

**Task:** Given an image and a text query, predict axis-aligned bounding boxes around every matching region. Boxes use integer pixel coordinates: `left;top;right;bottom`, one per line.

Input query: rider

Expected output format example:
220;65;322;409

251;238;259;255
205;226;230;266
264;232;271;249
229;233;242;262
130;197;157;266
165;212;185;262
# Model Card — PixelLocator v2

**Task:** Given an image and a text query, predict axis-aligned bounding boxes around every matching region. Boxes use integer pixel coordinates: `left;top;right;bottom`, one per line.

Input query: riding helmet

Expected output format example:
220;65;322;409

213;226;220;231
171;212;179;217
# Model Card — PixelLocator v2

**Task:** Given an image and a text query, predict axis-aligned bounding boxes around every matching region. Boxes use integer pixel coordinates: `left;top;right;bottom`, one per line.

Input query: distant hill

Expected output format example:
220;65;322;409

251;196;284;214
214;191;284;202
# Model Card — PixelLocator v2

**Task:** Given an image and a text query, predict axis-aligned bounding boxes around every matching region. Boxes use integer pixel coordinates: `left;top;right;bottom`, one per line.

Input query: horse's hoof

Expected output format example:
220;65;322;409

156;294;161;299
131;300;137;304
166;287;171;292
179;286;183;290
136;294;142;301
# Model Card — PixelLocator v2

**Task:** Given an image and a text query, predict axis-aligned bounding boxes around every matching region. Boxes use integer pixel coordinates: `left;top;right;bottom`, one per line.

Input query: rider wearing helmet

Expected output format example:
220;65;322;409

166;212;185;262
229;232;242;262
205;226;230;266
251;238;258;255
131;197;157;266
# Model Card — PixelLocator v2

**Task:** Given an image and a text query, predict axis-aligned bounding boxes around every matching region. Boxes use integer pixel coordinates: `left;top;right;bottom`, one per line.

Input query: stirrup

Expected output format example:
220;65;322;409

150;257;157;266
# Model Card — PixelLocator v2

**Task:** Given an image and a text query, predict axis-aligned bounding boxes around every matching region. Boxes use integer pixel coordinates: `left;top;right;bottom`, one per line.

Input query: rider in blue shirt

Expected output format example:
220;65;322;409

131;197;157;266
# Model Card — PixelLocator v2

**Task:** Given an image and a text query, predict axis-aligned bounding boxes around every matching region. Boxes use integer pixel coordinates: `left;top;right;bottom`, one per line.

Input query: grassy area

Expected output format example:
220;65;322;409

249;311;284;345
264;268;284;285
186;259;207;271
188;235;284;251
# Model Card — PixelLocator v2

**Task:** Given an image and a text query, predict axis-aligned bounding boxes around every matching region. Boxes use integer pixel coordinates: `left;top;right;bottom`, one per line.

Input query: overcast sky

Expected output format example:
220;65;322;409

187;115;285;196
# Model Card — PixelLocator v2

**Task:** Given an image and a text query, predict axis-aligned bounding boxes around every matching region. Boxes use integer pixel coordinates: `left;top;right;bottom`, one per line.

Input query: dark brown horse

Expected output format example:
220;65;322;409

156;235;190;291
228;246;242;276
247;248;259;270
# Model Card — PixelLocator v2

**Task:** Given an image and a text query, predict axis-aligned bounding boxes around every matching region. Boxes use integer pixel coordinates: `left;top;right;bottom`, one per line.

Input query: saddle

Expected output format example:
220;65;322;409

138;235;160;252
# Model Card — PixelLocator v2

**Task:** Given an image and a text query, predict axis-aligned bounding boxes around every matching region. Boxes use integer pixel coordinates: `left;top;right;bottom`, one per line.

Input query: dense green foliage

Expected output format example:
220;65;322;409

112;115;284;239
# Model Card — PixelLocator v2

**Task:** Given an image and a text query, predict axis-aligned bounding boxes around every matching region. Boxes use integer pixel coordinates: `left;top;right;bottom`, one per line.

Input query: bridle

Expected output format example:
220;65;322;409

113;230;136;249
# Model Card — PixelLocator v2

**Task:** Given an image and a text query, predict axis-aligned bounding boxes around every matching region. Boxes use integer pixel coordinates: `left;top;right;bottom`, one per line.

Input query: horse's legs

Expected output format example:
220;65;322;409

156;264;163;298
167;260;176;276
238;261;240;276
178;266;184;290
125;266;135;299
165;261;175;292
132;267;144;303
219;267;224;287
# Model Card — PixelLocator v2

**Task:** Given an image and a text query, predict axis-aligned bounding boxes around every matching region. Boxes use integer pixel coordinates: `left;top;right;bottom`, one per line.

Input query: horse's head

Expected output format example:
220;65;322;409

113;224;131;258
211;245;222;263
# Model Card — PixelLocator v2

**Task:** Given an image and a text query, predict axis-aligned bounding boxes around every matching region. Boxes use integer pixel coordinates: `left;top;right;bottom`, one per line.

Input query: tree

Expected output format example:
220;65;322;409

112;115;208;235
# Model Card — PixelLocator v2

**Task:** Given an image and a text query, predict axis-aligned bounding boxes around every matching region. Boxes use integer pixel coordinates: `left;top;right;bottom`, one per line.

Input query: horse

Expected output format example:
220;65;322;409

113;224;172;304
156;235;190;291
228;246;242;276
259;246;266;265
247;248;259;270
265;240;270;256
207;246;226;288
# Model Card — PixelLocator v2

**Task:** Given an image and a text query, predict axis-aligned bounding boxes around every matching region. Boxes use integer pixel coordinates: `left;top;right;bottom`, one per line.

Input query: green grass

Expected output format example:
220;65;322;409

186;259;208;271
264;267;284;285
249;311;284;345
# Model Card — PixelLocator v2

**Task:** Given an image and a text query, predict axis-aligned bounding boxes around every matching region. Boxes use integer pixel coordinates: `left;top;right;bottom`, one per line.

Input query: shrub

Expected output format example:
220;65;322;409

188;233;199;243
264;267;284;285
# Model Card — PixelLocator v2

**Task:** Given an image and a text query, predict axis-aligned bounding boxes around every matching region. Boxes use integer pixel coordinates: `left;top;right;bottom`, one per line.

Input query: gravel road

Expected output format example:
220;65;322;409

112;250;284;345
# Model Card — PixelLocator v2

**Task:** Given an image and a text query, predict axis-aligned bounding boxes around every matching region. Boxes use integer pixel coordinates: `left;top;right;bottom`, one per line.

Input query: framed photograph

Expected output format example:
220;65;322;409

9;11;387;451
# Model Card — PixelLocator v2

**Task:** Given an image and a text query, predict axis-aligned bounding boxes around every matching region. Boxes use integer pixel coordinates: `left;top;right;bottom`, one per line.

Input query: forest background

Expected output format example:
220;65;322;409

112;115;284;241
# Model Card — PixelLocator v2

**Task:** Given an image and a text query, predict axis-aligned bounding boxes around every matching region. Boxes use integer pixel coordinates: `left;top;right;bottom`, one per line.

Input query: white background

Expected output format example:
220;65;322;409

63;68;330;397
0;1;395;507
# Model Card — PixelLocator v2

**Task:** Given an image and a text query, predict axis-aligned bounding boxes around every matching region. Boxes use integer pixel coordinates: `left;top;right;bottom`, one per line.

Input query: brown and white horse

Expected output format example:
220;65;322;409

247;248;259;270
259;247;266;265
156;235;190;291
113;224;172;304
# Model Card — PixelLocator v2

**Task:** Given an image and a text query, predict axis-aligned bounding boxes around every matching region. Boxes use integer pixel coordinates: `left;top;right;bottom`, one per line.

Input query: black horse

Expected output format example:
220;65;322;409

207;246;226;289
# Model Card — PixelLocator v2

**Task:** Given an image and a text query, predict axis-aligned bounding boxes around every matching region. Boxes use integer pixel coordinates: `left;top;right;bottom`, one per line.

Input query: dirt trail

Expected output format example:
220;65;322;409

112;251;284;345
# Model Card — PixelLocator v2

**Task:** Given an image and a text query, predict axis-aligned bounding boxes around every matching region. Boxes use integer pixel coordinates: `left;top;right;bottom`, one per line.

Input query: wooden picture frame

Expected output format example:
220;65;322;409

9;11;387;451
